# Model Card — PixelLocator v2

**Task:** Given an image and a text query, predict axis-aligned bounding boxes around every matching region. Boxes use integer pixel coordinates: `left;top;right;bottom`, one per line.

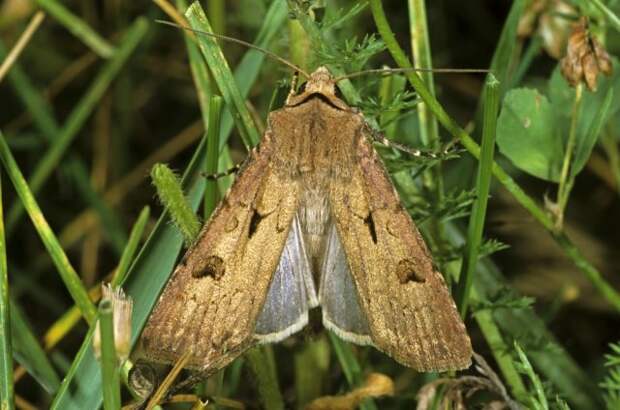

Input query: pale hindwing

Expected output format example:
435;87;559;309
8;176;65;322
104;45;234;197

254;215;318;343
319;222;372;345
328;136;472;372
139;132;300;372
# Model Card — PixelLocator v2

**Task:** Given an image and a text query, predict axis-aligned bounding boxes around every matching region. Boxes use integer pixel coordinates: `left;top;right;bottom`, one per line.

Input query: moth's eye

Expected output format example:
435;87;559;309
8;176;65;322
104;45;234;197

396;259;426;284
193;255;225;280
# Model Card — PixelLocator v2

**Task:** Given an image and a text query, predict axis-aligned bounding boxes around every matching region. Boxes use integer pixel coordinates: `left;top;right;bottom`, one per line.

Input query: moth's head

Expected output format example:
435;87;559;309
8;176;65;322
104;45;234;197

305;66;336;96
286;66;348;110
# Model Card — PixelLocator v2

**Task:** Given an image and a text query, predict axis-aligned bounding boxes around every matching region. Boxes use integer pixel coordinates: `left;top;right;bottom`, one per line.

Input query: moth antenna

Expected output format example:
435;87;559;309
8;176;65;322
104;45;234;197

334;67;489;82
156;19;310;79
372;130;462;160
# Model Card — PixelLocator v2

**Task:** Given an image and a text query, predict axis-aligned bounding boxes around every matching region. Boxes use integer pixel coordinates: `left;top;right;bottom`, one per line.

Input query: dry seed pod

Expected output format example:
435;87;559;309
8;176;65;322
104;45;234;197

560;17;612;91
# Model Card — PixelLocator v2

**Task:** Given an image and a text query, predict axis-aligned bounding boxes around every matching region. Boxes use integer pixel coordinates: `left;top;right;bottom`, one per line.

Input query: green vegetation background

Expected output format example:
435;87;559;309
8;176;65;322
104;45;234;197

1;0;620;409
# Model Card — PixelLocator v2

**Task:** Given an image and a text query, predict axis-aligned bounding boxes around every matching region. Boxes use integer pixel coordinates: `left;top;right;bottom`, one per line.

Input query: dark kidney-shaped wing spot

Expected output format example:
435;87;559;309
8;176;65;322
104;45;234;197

364;213;378;244
395;258;425;284
193;255;225;280
248;209;265;238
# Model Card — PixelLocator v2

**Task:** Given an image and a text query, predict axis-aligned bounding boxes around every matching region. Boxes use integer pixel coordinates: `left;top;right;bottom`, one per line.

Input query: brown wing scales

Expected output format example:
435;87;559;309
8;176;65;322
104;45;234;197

329;134;472;372
140;132;300;373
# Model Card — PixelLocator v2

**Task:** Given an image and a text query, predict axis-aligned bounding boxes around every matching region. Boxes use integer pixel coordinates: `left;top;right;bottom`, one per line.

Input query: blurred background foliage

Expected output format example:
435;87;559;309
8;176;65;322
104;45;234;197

1;0;620;409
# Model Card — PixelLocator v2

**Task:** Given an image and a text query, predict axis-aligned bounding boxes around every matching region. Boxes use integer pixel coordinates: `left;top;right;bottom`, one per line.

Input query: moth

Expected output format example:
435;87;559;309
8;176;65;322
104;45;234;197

139;66;472;376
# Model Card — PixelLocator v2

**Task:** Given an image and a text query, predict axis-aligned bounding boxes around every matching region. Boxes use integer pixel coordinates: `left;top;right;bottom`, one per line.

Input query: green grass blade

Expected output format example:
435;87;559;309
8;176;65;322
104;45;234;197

486;0;525;98
185;2;260;147
471;288;527;400
0;131;96;323
177;0;213;126
590;0;620;33
33;0;115;58
5;18;149;235
246;347;285;410
444;223;603;409
112;206;150;287
50;135;209;410
456;74;499;316
407;0;439;149
0;172;14;409
204;96;222;219
98;301;121;410
368;0;620;313
0;40;61;137
328;333;377;410
10;301;60;394
67;158;128;256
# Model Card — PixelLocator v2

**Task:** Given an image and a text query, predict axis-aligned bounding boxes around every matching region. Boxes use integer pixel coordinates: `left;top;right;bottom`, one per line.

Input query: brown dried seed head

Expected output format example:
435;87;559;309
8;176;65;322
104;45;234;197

560;17;613;91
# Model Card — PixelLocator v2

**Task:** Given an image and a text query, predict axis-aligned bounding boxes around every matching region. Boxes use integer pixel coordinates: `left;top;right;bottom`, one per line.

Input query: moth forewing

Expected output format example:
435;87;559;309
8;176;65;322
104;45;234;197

139;66;472;377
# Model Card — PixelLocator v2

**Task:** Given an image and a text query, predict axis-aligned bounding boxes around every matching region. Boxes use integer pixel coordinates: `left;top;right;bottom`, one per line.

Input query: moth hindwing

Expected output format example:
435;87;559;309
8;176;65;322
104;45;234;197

139;67;472;375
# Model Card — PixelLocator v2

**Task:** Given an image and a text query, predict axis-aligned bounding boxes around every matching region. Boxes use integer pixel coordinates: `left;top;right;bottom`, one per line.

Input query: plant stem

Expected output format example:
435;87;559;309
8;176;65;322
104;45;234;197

99;300;121;410
368;0;620;312
0;169;14;409
556;83;583;229
407;0;446;263
204;96;222;219
456;74;499;317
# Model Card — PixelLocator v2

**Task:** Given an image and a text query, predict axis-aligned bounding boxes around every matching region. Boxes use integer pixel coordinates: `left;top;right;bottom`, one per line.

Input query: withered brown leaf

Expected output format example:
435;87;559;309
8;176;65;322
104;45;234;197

560;17;612;91
138;67;472;377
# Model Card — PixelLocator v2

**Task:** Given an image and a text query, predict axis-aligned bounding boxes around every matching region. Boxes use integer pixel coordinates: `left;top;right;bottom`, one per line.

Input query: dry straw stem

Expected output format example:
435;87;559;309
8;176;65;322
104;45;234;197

0;11;45;83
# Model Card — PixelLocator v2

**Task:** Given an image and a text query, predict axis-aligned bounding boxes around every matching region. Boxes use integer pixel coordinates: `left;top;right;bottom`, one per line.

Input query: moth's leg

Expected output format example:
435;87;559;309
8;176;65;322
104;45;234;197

370;129;463;160
200;163;241;180
286;71;300;102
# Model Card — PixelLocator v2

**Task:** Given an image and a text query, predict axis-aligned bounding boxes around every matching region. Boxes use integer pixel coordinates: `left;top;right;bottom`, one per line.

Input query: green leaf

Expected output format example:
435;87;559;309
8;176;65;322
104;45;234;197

497;88;563;182
11;301;60;394
548;62;620;178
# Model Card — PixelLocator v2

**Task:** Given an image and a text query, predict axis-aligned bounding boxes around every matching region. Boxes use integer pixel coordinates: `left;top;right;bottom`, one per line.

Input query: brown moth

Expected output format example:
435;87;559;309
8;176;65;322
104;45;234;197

139;66;472;375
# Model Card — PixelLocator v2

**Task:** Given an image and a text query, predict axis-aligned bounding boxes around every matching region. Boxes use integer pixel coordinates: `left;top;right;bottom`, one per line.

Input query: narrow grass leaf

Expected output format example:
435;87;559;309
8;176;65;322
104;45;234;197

50;136;208;410
456;74;499;316
0;173;14;409
5;18;149;235
112;206;150;287
186;2;260;147
445;223;604;409
10;301;60;394
328;333;377;410
204;96;222;219
98;301;121;410
368;0;620;312
33;0;115;58
0;132;96;323
68;158;128;256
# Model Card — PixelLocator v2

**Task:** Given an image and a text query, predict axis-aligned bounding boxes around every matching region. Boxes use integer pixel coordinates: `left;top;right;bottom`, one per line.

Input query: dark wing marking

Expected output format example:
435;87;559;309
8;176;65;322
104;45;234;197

140;131;300;373
328;135;472;372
